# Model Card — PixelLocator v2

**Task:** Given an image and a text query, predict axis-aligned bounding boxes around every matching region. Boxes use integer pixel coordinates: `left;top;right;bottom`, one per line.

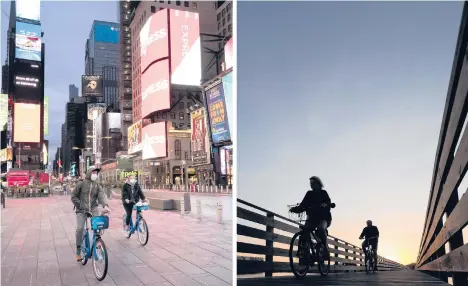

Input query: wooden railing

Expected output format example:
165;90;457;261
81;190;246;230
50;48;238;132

416;3;468;285
237;199;405;277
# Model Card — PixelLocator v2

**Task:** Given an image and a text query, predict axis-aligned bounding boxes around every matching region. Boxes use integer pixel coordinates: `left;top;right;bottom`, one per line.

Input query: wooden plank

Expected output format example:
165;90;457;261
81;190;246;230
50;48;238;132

237;259;266;275
327;238;364;255
417;243;468;272
237;207;299;234
237;224;292;245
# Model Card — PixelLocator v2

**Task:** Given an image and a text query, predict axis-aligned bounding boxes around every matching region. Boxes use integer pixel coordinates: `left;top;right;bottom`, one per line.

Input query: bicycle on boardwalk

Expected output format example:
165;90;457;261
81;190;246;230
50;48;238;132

361;236;378;273
79;209;110;281
288;202;336;278
122;200;150;245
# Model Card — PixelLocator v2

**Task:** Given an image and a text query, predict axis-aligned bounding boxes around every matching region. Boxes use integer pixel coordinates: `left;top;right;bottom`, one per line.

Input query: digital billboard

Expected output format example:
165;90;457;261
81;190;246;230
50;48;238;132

141;59;170;118
15;21;42;62
0;94;7;129
140;10;169;72
87;103;106;120
82;75;103;96
142;122;167;160
169;10;201;86
42;141;48;165
224;38;233;71
13;103;40;143
43;96;49;135
206;83;231;144
191;108;211;166
128;120;142;154
94;22;120;44
16;0;40;21
222;72;233;142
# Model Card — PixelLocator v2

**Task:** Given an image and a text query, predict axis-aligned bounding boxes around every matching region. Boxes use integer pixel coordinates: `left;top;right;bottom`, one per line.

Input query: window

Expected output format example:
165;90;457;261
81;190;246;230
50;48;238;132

170;112;176;119
162;113;167;119
228;24;232;33
217;13;221;21
223;28;226;36
159;0;164;2
156;112;161;119
228;14;231;22
184;1;189;7
185;151;189;160
174;140;182;158
168;1;171;4
223;18;225;26
151;6;156;13
179;112;184;120
218;22;221;30
176;1;181;5
179;102;184;109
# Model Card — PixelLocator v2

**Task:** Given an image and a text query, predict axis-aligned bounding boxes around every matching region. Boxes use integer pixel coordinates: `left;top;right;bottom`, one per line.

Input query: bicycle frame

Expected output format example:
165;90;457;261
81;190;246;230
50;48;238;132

129;209;144;234
83;218;103;260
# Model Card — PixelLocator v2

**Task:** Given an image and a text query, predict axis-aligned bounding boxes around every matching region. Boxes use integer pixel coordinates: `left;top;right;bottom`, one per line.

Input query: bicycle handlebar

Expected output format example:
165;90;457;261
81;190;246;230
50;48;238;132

361;236;378;240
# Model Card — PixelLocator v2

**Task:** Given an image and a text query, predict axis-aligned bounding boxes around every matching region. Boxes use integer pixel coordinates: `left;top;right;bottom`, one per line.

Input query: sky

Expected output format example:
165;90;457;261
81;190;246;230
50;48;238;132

237;1;464;265
1;1;117;165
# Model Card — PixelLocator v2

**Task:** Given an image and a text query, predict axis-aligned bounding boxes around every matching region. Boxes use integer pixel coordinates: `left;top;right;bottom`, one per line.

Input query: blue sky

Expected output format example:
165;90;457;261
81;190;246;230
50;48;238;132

237;1;464;264
1;1;117;164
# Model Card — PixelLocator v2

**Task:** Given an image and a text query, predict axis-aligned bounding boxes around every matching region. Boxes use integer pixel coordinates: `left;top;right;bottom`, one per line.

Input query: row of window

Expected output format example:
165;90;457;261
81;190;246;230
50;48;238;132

217;2;232;21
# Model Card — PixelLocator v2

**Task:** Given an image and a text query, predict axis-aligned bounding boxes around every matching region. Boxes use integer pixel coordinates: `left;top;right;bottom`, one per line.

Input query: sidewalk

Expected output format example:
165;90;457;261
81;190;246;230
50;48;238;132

1;196;233;286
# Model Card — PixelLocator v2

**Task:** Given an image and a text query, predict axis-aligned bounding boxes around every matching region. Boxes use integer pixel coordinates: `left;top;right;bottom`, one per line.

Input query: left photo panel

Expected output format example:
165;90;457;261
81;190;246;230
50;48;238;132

0;0;234;285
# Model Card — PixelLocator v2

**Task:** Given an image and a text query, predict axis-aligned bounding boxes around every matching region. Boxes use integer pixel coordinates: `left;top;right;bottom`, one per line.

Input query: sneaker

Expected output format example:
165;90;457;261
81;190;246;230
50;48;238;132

76;248;82;261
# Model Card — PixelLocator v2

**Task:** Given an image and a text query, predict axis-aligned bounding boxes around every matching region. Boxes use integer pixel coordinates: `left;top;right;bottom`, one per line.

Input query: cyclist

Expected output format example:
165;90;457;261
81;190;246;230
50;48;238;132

289;176;332;260
71;167;111;262
359;220;379;270
122;175;147;233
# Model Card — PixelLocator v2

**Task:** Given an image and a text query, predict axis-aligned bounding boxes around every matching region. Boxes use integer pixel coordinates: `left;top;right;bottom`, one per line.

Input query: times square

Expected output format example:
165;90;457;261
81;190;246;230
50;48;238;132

0;1;233;285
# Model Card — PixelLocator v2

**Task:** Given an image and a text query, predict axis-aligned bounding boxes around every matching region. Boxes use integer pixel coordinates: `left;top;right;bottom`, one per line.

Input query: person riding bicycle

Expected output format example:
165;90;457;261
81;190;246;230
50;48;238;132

71;167;111;262
289;176;332;260
122;175;147;233
359;220;379;270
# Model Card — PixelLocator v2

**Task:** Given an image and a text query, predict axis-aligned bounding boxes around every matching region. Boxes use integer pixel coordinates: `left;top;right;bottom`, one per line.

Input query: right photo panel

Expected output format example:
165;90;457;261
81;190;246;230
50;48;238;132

237;1;468;285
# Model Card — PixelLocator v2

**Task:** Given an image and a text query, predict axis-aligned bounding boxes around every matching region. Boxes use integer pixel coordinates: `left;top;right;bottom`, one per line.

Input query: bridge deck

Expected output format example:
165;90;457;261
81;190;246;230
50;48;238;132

238;270;448;285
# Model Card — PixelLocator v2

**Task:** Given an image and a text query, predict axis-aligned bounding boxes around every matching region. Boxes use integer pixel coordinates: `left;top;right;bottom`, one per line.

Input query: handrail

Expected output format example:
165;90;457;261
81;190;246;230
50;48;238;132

237;199;405;278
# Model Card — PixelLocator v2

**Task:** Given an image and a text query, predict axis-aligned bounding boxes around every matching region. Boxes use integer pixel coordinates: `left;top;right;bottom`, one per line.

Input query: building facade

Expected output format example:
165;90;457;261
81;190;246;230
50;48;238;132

69;84;79;101
216;1;233;51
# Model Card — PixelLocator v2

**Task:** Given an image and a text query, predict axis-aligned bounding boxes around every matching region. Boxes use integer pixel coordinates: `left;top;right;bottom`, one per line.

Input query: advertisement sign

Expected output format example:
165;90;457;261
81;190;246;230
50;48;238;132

224;38;233;71
169;10;201;86
220;146;233;176
206;83;231;144
42;141;48;165
13;103;40;143
7;147;13;161
0;149;6;161
222;72;233;141
16;0;41;21
128;120;142;154
141;59;170;117
82;75;103;96
142;122;167;160
94;22;120;44
15;21;42;62
44;96;48;135
220;147;226;175
0;94;7;129
191;108;211;166
140;10;169;72
120;170;138;180
87;103;106;120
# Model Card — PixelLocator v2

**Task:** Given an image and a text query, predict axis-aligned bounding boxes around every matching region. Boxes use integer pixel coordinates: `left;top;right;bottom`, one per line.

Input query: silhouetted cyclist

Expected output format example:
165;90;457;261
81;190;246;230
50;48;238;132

359;220;379;270
289;176;332;259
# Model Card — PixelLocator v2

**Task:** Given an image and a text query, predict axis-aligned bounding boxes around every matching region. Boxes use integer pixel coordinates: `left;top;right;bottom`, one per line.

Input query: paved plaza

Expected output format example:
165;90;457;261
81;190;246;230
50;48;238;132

1;195;233;286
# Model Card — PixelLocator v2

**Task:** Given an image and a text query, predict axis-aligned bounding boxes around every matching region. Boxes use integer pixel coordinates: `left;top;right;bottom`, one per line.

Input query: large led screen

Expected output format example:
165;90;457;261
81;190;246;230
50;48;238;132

13;103;40;143
15;21;42;62
87;103;106;120
0;94;7;129
206;83;231;144
222;72;233;142
169;10;201;86
82;75;103;96
43;96;48;135
16;0;40;21
141;59;170;118
140;10;169;72
191;108;211;166
94;22;120;44
128;120;142;154
142;122;167;160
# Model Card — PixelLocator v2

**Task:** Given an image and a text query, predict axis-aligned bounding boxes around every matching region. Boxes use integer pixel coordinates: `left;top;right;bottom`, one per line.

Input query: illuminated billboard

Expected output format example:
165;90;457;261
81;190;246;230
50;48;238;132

206;83;231;144
0;94;7;129
16;0;41;21
142;122;167;160
140;10;169;72
43;96;49;135
94;22;120;44
15;21;42;62
191;108;211;166
141;59;170;118
82;75;103;96
222;72;233;142
42;141;48;165
13;103;40;143
87;103;106;120
128;120;142;154
169;10;201;86
224;38;233;71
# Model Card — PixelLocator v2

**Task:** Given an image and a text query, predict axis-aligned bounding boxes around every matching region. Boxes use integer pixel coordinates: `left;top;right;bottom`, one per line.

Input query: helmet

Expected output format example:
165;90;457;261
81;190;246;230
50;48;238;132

309;176;323;189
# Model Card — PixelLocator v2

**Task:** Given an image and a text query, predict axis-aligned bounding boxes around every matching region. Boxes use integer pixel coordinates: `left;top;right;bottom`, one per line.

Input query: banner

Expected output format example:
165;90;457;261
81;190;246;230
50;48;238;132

0;94;7;130
43;96;48;135
120;170;138;180
87;103;106;120
206;83;231;144
128;120;142;154
82;75;103;97
191;108;211;166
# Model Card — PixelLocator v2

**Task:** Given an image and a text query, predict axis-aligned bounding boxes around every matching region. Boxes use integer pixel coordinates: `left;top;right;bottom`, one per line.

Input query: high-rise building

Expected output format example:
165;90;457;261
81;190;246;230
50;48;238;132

69;84;79;101
2;64;8;94
216;1;233;51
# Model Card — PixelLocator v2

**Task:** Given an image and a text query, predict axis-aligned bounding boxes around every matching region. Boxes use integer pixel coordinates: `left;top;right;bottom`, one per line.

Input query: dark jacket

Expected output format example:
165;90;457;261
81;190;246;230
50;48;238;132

292;189;332;222
360;226;379;241
71;168;108;213
122;182;146;204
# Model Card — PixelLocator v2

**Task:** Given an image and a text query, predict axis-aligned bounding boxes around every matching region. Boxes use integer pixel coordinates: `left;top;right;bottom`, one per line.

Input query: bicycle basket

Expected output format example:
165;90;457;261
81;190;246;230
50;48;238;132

133;205;149;211
91;216;109;230
287;205;306;224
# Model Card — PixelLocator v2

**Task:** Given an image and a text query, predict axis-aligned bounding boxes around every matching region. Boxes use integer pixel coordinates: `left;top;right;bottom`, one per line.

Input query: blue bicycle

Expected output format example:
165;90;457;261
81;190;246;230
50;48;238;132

80;210;110;281
123;201;149;246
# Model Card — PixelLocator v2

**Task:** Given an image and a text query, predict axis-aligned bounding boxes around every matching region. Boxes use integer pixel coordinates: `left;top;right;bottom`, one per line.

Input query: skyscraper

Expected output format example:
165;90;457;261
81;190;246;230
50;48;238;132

69;84;78;101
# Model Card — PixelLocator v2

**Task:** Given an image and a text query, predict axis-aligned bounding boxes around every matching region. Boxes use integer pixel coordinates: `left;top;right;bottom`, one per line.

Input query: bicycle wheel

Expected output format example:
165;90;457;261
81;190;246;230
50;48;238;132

137;218;149;246
92;238;108;281
317;243;330;276
289;231;309;279
372;252;376;273
365;251;372;273
80;233;89;266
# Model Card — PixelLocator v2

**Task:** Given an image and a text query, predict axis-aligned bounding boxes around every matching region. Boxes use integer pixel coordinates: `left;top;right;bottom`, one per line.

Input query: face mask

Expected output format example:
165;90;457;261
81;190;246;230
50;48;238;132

90;174;98;181
129;179;136;185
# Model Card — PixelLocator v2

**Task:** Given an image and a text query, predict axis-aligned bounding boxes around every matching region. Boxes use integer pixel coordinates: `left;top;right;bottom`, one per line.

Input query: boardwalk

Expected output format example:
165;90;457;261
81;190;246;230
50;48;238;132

237;270;449;285
1;195;233;286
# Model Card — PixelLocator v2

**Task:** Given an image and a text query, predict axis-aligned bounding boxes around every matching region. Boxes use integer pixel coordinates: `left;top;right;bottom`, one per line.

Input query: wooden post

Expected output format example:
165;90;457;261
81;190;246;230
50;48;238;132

334;238;339;265
345;242;349;272
265;213;274;277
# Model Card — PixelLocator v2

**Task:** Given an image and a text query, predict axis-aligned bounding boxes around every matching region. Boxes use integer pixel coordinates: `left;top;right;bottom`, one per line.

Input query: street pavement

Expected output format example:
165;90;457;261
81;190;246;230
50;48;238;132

1;195;233;286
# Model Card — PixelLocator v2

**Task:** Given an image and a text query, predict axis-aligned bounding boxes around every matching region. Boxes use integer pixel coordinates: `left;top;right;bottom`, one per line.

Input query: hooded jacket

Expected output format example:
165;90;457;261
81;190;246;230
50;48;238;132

122;181;145;204
71;168;108;213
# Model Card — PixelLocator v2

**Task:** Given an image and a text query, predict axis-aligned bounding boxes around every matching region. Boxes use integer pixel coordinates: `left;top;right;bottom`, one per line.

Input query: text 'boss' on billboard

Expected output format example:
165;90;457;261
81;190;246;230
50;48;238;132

141;59;170;118
140;10;169;72
169;10;201;86
13;103;40;143
15;21;42;62
82;75;102;96
142;122;167;160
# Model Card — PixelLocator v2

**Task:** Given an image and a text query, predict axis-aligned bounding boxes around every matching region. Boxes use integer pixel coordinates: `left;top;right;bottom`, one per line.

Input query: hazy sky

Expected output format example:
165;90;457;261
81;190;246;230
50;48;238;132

238;1;464;264
1;1;117;164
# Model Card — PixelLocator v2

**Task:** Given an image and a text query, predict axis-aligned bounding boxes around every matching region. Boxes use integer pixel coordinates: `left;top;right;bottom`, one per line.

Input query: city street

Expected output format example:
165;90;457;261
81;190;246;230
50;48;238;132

1;195;233;286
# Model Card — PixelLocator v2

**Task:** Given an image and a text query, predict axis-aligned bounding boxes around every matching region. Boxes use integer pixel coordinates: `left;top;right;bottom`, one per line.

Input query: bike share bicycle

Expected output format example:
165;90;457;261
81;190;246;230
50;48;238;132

288;202;336;279
361;236;378;273
79;209;110;281
122;200;149;246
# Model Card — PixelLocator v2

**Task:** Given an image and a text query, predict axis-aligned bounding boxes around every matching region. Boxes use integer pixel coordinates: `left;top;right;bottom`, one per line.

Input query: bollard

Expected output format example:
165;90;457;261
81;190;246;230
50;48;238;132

196;199;202;220
210;186;213;193
216;201;223;224
215;186;218;193
197;185;200;192
180;196;185;216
